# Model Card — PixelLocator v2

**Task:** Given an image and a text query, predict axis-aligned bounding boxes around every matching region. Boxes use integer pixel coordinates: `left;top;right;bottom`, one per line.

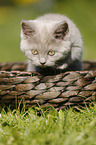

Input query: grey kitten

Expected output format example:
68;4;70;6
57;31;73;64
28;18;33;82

20;13;83;75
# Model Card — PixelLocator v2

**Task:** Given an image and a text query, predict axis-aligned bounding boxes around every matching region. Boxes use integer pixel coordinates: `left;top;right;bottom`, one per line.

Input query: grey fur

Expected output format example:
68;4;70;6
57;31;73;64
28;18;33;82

20;13;83;75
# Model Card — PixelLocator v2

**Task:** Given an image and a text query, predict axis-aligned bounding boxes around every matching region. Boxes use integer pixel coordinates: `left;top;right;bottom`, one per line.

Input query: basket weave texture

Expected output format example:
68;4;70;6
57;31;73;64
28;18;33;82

0;60;96;109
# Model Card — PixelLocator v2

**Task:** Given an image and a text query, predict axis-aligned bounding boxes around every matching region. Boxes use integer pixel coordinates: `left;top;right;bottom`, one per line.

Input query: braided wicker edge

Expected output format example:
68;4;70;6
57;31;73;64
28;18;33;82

0;67;96;109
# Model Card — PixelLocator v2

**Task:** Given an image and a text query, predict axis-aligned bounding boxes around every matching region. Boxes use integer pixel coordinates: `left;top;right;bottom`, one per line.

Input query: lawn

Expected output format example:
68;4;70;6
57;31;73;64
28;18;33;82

0;105;96;145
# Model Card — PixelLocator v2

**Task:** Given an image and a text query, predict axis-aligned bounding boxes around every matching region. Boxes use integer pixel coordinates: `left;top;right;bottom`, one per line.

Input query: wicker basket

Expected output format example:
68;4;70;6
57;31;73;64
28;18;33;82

0;60;96;109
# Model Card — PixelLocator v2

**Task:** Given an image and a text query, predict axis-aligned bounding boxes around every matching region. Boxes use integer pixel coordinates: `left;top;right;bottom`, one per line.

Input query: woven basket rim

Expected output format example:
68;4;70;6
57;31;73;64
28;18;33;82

0;60;96;109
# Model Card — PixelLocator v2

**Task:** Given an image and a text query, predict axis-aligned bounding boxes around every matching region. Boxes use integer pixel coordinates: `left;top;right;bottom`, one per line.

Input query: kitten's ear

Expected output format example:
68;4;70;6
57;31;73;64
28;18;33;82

54;21;69;39
21;20;34;38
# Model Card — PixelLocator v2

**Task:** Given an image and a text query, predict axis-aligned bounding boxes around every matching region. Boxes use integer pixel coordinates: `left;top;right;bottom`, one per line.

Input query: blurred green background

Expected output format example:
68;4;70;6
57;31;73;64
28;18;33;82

0;0;96;62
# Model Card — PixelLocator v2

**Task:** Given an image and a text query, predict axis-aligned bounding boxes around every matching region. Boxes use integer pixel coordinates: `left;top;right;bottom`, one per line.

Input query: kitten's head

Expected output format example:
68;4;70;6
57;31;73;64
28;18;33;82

20;19;71;69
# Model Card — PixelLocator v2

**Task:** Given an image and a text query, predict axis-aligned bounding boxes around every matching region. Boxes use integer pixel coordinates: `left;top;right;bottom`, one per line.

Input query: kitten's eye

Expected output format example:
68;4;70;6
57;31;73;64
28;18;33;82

31;49;38;55
48;50;55;56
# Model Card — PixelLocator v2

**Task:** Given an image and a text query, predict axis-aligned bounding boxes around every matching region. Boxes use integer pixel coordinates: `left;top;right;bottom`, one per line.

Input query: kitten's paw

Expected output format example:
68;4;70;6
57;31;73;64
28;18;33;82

58;63;68;69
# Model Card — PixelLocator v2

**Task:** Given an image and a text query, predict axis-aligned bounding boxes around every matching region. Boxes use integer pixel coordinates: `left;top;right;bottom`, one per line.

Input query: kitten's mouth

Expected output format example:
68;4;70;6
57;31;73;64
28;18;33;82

40;65;46;68
35;64;47;68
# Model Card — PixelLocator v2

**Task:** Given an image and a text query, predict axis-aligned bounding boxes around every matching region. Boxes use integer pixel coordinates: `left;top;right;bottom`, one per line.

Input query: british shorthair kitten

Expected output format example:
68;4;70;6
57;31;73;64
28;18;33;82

20;13;83;75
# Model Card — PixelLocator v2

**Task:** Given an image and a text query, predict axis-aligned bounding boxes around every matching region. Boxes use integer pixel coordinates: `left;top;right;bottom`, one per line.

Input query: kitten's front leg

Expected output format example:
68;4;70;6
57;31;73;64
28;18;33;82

27;60;36;71
57;60;82;71
71;45;83;71
70;60;83;71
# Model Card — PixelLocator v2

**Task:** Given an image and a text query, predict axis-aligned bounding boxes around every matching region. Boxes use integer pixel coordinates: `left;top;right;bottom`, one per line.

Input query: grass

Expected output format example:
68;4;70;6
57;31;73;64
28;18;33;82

0;105;96;145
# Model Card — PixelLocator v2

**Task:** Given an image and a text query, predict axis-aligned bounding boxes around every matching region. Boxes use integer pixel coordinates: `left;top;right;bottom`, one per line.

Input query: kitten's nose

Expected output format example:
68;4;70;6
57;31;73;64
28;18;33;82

40;58;46;65
40;61;46;65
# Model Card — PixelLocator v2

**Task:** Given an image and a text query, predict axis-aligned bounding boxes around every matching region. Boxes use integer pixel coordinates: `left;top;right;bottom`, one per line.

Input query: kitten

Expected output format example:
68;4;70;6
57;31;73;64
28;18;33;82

20;13;83;75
